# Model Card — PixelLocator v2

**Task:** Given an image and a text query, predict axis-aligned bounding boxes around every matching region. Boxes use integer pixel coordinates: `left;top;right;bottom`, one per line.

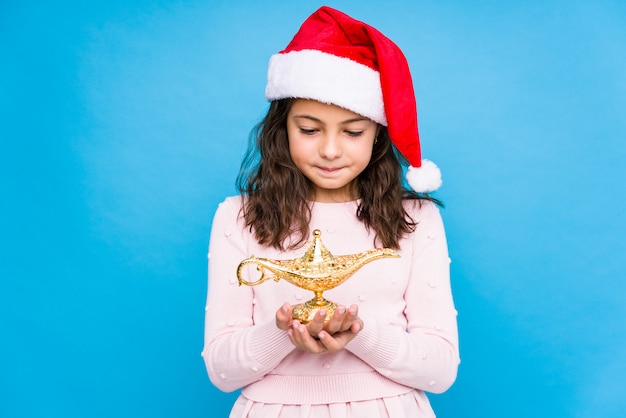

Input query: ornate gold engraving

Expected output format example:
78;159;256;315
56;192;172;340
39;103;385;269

237;229;399;323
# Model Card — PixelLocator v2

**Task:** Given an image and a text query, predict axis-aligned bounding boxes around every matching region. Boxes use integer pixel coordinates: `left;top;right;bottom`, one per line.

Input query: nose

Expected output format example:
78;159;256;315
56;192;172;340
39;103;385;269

319;134;342;159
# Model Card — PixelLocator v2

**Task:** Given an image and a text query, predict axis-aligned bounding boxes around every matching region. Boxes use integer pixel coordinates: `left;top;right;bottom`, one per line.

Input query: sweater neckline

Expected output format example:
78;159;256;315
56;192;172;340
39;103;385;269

309;199;360;206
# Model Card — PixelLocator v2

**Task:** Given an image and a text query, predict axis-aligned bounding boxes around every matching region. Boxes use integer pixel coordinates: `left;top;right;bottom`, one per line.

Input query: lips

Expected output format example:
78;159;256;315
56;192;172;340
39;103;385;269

318;166;342;174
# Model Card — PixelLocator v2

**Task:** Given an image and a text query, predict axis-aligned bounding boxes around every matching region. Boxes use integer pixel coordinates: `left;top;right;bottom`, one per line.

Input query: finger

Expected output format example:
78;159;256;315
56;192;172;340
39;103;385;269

350;318;363;333
275;302;293;330
305;309;327;338
287;321;303;347
340;305;359;330
292;322;327;354
323;305;347;334
318;323;362;353
328;304;357;333
317;330;346;353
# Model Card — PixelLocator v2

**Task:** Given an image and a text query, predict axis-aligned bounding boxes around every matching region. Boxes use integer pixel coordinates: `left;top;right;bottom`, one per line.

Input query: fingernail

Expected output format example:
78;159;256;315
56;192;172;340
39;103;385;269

336;307;345;315
318;331;327;339
318;309;327;317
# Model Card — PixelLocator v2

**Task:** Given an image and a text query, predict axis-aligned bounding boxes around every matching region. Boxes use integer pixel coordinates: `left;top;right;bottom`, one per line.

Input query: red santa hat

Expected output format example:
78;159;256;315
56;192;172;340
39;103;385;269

265;6;442;192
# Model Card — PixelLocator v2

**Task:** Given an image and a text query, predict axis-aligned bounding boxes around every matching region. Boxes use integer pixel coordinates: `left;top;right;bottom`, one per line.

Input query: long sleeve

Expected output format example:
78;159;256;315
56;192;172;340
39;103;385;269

346;201;460;393
202;198;295;392
202;197;459;404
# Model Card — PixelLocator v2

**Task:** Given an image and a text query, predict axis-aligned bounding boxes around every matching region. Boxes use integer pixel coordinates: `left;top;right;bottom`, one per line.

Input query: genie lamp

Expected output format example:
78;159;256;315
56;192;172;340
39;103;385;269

237;229;399;323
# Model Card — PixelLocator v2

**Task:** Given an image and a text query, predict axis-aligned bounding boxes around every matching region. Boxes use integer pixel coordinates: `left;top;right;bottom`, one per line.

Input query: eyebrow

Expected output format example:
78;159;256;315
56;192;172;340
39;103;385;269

292;114;370;124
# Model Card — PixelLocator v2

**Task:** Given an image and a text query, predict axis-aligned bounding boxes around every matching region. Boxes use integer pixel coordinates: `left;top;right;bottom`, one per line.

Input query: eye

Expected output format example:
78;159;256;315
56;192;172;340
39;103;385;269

345;130;364;137
299;128;317;135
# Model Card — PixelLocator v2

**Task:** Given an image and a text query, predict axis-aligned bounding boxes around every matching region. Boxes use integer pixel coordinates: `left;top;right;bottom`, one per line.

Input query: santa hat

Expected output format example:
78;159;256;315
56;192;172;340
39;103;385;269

265;6;442;192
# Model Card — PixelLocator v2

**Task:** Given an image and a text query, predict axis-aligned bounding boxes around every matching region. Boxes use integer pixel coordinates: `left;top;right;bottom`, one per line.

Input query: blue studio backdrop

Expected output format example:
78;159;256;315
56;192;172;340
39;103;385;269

2;1;625;417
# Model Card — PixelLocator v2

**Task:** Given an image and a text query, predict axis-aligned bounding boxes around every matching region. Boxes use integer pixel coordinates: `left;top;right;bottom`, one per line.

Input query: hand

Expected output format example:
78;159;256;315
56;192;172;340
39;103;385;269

275;302;295;331
287;304;364;354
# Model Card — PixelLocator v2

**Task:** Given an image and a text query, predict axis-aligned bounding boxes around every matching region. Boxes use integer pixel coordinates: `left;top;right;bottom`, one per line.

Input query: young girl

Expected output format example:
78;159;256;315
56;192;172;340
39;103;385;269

203;6;459;417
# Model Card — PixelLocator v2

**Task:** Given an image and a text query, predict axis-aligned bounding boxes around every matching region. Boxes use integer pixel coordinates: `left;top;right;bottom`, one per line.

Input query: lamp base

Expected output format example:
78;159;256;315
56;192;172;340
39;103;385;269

292;298;337;324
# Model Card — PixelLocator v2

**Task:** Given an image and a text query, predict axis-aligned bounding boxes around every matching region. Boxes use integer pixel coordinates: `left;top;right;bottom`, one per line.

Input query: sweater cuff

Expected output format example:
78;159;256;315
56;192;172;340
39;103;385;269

346;319;401;369
247;320;295;366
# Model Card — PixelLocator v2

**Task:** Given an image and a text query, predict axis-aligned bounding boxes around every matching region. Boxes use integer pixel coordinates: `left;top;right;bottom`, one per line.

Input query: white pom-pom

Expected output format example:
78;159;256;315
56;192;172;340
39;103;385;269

406;159;442;192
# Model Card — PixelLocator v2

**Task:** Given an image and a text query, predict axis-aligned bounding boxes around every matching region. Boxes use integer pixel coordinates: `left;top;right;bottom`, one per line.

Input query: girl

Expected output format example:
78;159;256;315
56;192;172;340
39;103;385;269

203;6;459;418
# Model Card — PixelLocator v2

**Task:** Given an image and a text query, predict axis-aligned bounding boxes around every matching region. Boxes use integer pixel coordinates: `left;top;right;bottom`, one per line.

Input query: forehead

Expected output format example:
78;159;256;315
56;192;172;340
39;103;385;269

288;99;372;123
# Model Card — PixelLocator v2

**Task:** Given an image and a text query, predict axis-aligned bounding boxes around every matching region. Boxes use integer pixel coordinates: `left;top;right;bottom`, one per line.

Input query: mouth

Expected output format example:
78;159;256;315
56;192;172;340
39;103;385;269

317;166;343;174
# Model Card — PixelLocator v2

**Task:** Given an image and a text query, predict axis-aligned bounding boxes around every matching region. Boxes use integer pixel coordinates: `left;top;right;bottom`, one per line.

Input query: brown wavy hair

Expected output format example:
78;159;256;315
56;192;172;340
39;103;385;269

236;99;441;250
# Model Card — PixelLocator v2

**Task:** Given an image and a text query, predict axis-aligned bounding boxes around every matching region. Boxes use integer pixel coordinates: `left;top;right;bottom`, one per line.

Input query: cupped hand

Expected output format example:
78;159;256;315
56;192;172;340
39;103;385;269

275;302;295;331
283;304;364;354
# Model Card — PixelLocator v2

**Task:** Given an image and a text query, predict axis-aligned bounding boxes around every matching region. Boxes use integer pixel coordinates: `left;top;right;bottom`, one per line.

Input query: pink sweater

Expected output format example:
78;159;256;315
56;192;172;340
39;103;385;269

202;196;459;405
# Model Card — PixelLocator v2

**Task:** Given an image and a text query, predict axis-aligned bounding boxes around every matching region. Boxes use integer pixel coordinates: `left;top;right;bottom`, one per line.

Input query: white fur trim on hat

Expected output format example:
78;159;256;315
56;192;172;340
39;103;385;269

406;159;442;193
266;49;387;125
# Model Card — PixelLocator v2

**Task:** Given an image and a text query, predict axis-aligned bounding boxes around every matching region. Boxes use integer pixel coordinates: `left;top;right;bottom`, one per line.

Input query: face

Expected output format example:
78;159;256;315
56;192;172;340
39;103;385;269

287;99;378;202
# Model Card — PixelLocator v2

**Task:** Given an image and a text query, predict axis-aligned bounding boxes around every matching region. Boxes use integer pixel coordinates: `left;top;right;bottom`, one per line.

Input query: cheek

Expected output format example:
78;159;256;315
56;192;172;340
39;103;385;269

288;132;317;157
360;151;374;168
348;142;375;165
286;131;297;157
287;138;308;166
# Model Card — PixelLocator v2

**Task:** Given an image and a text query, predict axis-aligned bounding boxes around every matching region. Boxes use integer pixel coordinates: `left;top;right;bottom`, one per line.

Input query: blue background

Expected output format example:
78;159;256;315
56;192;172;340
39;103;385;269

2;0;625;417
